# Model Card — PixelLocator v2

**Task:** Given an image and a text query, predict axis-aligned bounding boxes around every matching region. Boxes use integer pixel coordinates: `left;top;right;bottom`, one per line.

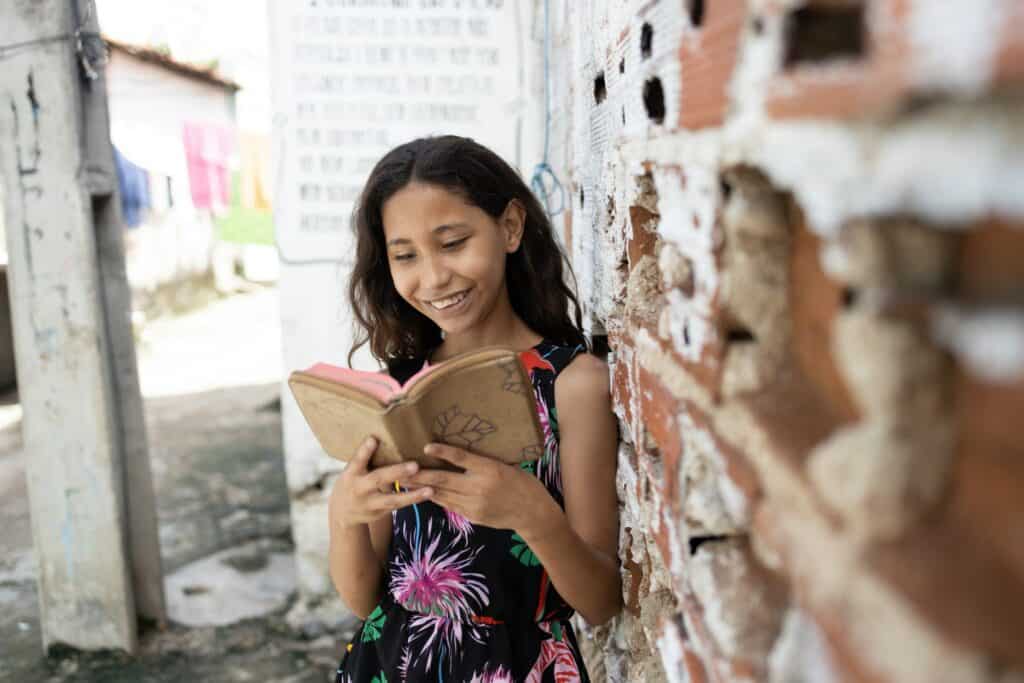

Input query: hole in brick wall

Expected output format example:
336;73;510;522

642;77;665;124
579;187;585;210
687;0;706;28
622;107;626;125
751;16;765;35
594;72;607;104
784;5;866;68
720;178;733;202
619;57;625;74
640;22;653;59
682;319;691;345
688;534;727;555
841;287;859;309
727;327;756;344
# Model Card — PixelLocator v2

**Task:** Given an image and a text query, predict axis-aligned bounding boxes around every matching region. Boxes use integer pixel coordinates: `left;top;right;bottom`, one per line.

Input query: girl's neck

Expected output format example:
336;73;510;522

431;319;542;362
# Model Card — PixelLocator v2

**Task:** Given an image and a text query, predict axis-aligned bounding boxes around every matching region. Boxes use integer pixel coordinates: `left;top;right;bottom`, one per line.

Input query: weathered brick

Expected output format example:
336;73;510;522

677;0;747;130
686;537;788;680
541;1;1024;681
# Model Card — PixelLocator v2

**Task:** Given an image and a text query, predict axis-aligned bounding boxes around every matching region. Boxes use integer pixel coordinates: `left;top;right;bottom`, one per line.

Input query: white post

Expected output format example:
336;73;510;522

0;0;163;653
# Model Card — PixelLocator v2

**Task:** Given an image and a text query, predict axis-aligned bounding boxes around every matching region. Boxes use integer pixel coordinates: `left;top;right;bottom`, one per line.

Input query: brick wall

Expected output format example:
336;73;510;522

528;1;1024;681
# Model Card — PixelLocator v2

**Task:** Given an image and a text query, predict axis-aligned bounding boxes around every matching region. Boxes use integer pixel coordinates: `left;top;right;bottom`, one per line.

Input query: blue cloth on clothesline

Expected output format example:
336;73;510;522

114;146;150;228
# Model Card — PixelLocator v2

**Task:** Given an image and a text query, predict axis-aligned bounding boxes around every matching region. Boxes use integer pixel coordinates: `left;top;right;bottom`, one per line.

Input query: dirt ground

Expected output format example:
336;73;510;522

0;283;357;683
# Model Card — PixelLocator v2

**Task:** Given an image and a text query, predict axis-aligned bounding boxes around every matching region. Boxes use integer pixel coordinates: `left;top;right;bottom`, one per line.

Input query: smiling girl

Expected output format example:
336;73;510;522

329;135;620;683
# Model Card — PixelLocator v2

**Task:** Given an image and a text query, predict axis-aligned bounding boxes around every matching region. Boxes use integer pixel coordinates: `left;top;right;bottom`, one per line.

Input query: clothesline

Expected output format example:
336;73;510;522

114;124;271;229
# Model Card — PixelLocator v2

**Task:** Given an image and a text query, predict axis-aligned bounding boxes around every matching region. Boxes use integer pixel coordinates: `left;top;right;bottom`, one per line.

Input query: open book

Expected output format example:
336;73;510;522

287;346;544;470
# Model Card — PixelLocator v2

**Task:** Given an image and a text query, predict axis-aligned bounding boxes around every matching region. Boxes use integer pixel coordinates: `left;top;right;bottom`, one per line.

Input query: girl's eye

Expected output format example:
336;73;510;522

442;237;468;250
392;253;414;262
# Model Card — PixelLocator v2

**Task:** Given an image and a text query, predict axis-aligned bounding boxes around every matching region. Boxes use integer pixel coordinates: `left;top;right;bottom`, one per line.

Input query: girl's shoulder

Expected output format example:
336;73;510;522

553;350;609;397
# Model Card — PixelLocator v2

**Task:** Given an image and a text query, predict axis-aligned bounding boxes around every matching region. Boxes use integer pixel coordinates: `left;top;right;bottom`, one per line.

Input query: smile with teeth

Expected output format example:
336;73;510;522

427;289;470;310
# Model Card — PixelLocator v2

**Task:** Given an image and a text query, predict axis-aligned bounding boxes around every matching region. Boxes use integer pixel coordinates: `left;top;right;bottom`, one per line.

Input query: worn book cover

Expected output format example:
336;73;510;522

287;346;544;470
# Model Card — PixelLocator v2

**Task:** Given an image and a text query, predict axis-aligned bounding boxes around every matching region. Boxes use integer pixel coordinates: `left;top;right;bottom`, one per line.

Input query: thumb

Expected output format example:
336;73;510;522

350;436;377;472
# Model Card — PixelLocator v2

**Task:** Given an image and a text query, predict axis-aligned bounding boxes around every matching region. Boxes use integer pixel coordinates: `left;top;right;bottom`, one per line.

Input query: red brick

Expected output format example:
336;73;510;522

996;1;1024;85
638;364;684;510
871;510;1024;671
677;0;747;130
788;207;861;424
958;217;1024;302
766;0;910;120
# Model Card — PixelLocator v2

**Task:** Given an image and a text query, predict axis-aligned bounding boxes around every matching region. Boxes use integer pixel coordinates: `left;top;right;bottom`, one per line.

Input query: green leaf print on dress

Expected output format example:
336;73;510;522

510;533;540;567
361;605;386;642
370;671;387;683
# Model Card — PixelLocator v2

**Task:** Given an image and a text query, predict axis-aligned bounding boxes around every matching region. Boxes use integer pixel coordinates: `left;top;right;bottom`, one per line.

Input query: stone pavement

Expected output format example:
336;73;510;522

0;284;357;683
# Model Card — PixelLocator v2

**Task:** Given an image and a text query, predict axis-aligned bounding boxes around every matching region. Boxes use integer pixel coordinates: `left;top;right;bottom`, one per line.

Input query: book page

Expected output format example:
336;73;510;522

306;363;401;403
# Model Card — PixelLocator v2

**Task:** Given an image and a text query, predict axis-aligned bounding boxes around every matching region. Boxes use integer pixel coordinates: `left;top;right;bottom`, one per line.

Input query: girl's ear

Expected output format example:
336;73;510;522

500;199;527;253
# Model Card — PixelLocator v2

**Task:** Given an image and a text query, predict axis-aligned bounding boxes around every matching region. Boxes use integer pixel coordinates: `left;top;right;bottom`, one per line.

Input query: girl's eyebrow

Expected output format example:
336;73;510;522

386;223;471;246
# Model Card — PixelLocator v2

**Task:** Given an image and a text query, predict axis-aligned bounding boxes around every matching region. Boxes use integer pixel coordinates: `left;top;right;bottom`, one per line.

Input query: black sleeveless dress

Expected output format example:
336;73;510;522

335;339;591;683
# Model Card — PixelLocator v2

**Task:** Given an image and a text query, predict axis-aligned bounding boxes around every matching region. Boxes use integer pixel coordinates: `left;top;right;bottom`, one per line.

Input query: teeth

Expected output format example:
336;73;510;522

430;290;468;310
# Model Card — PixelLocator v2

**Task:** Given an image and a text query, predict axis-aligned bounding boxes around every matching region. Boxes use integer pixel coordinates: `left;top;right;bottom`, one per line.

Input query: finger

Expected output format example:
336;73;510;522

373;487;432;512
350;437;377;473
369;461;419;490
426;489;470;518
424;443;481;469
407;469;461;491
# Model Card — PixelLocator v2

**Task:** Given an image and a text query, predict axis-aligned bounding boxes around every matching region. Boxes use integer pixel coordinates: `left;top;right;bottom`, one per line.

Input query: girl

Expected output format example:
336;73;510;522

329;135;620;683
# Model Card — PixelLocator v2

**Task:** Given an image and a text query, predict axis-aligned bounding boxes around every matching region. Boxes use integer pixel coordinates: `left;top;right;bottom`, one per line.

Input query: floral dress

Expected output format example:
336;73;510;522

336;339;591;683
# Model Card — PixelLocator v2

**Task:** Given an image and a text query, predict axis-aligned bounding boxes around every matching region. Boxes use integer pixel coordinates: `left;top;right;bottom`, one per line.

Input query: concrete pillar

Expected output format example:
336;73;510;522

0;0;164;653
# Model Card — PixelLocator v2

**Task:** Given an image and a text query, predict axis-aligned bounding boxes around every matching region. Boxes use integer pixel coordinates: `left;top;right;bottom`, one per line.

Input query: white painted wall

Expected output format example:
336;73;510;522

269;0;537;598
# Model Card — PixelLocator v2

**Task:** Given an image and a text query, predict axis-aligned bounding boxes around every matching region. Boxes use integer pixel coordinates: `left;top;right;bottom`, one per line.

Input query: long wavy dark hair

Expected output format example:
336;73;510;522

347;135;586;366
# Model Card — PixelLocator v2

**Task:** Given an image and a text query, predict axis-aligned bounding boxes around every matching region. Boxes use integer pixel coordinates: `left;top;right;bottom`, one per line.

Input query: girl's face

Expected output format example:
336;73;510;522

381;182;524;338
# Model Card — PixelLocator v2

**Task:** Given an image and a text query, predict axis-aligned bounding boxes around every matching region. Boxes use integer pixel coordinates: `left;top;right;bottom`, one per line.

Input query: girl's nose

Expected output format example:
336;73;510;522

421;254;452;290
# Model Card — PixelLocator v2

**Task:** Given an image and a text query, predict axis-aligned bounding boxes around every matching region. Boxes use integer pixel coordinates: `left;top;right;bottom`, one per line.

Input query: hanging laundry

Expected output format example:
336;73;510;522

239;132;272;211
148;172;173;213
182;122;235;211
114;146;151;228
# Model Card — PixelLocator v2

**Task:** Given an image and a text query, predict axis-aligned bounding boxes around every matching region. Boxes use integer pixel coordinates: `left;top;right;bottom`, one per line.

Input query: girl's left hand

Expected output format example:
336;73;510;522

406;443;556;533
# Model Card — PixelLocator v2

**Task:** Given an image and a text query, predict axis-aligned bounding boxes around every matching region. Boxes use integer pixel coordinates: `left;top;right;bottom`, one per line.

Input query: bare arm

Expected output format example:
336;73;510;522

518;353;621;625
326;437;432;619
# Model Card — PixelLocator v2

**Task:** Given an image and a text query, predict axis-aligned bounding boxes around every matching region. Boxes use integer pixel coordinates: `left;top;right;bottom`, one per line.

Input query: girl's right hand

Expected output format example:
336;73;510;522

329;437;432;528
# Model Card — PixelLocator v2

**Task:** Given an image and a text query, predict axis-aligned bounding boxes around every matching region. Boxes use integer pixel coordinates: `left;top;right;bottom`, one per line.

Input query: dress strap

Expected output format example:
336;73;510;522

532;340;587;376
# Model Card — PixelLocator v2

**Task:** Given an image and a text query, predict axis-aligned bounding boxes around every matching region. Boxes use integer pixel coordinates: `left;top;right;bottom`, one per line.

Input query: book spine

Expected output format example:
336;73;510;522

382;405;428;462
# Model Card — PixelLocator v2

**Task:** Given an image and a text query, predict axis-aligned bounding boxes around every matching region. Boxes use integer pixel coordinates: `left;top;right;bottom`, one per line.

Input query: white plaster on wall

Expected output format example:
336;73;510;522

908;0;1004;94
933;305;1024;382
767;609;839;683
652;164;722;363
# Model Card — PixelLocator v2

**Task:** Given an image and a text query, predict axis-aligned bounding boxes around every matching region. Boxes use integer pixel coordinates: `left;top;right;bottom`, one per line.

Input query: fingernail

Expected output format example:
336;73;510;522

423;444;434;455
405;463;417;474
421;487;432;497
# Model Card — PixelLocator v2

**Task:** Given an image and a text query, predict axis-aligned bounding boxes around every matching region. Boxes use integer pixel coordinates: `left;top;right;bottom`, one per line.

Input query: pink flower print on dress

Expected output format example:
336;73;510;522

445;509;473;543
407;613;487;674
468;665;515;683
533;385;561;491
389;533;489;619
